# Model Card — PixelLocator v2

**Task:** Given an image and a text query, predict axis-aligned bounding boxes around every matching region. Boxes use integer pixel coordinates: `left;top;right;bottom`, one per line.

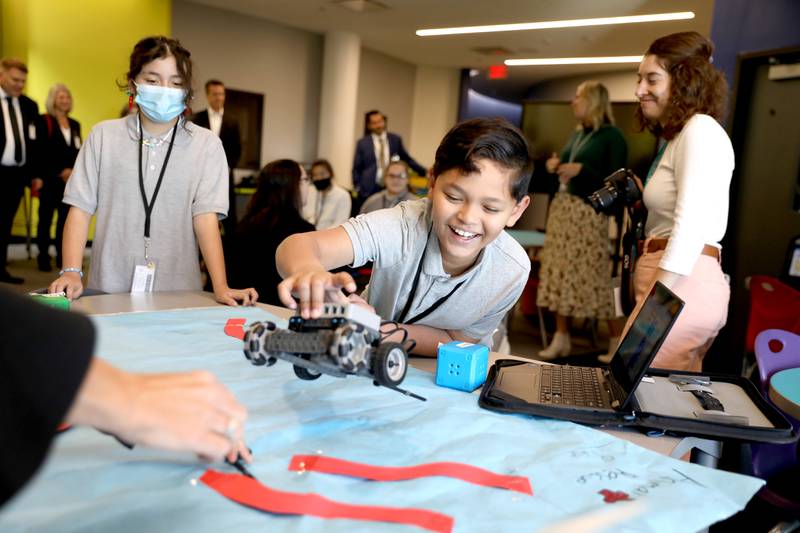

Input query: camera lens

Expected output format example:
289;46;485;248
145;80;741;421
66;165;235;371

588;187;617;214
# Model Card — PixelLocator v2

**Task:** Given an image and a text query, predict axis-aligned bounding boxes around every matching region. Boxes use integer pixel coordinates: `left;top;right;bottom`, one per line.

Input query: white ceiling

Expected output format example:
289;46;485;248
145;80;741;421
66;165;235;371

182;0;714;91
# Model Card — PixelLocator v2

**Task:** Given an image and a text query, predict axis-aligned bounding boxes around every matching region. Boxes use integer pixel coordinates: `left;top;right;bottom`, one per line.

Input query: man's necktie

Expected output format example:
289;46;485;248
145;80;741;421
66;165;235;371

6;97;23;164
377;135;387;186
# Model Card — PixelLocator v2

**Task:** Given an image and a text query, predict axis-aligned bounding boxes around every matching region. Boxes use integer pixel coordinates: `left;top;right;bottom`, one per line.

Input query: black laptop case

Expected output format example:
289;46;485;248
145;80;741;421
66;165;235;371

479;360;796;444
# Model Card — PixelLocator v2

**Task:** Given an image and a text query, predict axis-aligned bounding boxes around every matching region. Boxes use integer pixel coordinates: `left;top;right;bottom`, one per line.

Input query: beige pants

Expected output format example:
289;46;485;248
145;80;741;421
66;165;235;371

625;246;730;372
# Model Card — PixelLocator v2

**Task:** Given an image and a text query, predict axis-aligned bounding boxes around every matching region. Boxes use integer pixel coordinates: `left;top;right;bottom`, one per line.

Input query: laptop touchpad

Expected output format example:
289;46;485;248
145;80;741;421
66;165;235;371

496;363;541;403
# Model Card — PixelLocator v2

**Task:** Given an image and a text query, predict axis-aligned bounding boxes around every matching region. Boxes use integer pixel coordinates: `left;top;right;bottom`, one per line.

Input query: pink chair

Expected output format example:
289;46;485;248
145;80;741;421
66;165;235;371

751;329;800;481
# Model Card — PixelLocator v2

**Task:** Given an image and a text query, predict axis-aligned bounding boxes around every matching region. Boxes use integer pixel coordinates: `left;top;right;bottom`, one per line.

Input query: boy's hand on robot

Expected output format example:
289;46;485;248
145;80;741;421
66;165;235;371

278;270;357;319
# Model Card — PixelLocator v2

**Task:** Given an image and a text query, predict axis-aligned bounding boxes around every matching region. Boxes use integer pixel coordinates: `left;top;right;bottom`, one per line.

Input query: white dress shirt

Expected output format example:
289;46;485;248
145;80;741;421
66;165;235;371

0;86;26;167
208;107;223;137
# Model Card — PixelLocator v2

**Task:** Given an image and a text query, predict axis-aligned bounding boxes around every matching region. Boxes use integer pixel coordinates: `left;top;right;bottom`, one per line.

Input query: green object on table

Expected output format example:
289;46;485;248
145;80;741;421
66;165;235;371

29;292;70;310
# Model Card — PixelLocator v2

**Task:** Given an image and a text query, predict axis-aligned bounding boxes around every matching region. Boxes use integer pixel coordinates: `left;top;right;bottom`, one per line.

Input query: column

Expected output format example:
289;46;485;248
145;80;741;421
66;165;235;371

317;31;360;190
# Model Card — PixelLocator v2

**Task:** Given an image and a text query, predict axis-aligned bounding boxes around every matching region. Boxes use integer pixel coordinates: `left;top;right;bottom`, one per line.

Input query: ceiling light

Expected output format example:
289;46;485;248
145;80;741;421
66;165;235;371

506;56;644;66
416;12;694;37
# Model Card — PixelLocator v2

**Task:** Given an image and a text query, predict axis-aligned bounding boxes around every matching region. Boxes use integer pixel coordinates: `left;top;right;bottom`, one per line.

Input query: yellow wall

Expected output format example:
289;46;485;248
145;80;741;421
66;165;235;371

3;0;171;239
4;0;171;128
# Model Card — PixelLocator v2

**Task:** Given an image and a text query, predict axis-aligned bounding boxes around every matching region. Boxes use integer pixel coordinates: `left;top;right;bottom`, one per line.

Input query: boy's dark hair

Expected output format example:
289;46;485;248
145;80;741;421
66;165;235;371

432;118;533;202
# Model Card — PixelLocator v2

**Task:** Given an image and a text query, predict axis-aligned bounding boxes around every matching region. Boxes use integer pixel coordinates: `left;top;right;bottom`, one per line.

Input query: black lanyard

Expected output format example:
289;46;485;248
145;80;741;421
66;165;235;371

138;116;178;239
396;228;466;325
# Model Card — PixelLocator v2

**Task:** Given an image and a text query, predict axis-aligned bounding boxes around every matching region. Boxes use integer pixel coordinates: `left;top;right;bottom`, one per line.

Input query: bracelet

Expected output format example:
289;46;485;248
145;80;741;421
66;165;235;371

59;268;84;278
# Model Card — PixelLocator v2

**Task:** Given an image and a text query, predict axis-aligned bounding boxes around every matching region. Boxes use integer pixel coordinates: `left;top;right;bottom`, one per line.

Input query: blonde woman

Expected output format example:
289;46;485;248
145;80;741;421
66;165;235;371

537;81;628;360
36;84;81;271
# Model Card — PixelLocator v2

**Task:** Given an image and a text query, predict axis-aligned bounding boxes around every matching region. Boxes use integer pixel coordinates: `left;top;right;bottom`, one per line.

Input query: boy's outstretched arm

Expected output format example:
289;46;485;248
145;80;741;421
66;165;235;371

276;227;357;318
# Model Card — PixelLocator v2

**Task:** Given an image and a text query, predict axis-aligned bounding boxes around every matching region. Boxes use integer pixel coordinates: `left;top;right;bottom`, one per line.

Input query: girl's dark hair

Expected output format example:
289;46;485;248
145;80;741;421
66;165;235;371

311;159;335;178
122;36;193;107
242;159;303;231
432;118;533;202
636;31;728;140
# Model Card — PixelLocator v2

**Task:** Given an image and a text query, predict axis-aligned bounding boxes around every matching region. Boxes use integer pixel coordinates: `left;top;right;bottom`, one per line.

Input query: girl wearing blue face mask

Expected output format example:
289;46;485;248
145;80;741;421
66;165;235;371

48;36;257;305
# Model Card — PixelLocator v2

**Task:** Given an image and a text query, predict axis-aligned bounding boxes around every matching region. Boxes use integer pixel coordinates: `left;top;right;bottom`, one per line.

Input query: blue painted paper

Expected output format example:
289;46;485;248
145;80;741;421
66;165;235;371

0;307;764;532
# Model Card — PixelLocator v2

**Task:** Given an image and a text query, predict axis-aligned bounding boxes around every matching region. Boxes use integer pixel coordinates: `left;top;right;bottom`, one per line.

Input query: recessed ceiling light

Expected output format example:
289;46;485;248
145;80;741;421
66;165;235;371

416;12;694;37
505;56;643;66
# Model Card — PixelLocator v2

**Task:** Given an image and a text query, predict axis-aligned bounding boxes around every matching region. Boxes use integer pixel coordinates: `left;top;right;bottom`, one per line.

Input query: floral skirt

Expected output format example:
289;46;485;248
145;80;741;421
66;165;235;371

536;192;615;319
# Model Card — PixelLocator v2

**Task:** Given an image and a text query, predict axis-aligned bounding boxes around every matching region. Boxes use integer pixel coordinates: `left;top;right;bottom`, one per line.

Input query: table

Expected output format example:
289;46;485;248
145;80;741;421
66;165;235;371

71;292;695;461
769;368;800;420
0;292;762;533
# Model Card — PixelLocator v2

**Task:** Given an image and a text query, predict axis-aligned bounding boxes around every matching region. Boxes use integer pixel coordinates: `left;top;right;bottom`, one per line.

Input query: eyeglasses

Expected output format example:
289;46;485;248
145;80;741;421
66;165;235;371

386;173;407;180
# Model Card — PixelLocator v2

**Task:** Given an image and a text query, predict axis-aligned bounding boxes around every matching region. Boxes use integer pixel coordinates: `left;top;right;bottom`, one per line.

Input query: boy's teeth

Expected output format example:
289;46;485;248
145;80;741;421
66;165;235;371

452;227;476;238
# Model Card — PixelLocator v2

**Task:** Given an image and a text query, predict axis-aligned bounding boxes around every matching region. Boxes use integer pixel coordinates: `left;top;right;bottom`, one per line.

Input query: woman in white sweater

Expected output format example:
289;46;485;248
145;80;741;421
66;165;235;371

628;31;733;371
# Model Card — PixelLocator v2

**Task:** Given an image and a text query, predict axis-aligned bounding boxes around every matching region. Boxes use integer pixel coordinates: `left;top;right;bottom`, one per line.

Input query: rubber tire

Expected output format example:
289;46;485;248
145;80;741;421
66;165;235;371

294;364;322;381
373;342;408;387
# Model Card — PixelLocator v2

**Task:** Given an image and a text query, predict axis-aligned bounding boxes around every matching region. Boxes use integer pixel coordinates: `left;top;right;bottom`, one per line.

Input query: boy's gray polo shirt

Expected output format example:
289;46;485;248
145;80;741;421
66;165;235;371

342;198;530;343
63;115;228;293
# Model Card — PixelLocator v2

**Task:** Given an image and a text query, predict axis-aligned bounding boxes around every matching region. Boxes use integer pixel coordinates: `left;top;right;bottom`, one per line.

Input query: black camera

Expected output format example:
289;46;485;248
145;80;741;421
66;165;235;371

587;168;641;214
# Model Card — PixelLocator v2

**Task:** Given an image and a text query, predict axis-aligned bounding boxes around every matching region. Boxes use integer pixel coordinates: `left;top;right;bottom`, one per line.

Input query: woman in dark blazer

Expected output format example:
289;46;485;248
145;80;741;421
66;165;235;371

36;83;81;271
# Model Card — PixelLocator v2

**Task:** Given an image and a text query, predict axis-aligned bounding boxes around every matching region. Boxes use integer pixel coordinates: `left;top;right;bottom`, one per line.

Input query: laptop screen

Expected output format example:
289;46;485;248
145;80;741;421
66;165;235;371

609;281;685;405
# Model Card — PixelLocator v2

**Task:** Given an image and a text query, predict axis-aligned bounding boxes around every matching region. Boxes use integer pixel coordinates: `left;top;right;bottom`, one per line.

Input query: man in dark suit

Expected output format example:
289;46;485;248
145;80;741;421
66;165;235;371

352;110;426;205
0;58;41;284
192;79;241;236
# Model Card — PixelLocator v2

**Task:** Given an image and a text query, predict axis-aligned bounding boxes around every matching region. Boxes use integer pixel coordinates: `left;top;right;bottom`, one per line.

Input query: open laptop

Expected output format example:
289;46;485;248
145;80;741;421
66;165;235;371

489;281;684;412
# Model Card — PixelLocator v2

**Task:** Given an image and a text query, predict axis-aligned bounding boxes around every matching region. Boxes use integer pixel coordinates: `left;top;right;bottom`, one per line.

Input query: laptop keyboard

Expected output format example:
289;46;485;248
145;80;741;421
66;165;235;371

540;365;605;407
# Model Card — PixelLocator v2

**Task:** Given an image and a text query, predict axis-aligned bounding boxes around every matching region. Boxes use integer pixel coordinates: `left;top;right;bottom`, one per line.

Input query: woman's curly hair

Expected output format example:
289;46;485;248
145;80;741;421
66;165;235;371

636;31;728;140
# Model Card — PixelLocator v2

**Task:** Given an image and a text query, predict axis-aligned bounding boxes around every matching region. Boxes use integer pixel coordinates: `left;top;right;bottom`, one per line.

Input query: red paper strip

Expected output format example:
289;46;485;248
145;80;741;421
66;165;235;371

224;318;246;340
200;469;453;533
56;423;72;433
289;454;533;496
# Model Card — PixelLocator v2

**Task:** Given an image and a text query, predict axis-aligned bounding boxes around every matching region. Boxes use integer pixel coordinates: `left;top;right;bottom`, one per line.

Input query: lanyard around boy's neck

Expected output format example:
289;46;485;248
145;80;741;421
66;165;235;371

138;115;179;260
644;141;668;186
396;226;466;325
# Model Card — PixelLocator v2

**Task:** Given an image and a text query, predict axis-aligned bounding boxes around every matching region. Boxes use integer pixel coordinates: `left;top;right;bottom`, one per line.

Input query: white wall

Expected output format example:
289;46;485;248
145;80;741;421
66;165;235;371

173;1;461;177
409;66;461;168
353;49;460;172
173;0;323;165
528;70;639;102
353;47;416;144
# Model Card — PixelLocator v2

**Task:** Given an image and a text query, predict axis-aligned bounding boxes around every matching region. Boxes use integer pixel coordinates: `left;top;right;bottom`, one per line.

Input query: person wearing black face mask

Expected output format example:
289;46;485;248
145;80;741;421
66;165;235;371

301;159;352;230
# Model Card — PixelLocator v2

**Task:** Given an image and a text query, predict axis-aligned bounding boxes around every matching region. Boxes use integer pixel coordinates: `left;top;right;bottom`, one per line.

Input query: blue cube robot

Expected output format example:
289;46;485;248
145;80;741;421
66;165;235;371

435;341;490;392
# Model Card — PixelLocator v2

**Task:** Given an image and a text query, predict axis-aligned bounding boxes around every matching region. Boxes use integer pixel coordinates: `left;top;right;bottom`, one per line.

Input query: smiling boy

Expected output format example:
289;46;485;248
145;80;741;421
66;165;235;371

276;118;533;356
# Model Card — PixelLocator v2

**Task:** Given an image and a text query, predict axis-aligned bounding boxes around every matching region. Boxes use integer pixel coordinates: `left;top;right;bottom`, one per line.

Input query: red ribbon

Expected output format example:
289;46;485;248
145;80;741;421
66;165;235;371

224;318;246;340
288;454;533;496
200;469;453;533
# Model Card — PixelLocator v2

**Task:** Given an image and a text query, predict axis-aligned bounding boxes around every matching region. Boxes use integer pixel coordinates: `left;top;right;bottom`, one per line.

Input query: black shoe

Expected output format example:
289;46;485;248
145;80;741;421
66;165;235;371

38;256;53;272
0;271;24;284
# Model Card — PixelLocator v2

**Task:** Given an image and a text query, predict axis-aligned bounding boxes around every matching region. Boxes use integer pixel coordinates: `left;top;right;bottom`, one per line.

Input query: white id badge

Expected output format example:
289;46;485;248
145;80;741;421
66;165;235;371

28;123;37;140
131;259;157;292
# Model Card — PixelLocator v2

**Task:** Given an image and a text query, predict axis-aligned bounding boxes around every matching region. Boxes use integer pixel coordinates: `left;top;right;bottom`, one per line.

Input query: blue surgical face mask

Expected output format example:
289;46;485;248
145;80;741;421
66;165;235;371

134;82;187;123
